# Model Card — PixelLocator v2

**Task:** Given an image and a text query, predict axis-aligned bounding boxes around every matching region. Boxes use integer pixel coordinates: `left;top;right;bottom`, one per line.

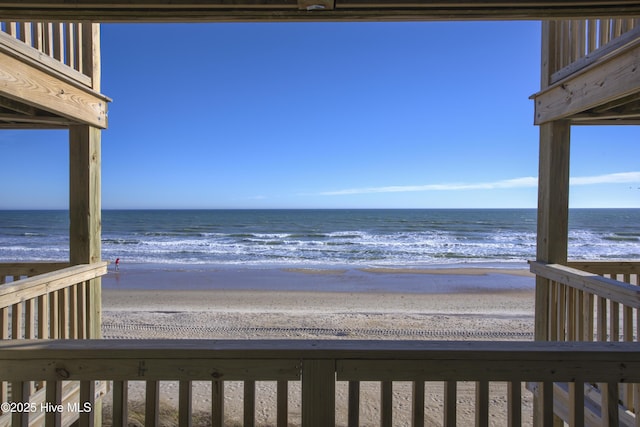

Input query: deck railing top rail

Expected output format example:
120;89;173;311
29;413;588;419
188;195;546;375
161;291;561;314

530;261;640;308
1;339;640;382
0;262;107;309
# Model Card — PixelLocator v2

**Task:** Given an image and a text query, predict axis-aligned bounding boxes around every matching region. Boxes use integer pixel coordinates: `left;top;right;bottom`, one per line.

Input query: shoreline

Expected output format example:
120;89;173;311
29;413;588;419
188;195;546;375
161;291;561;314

102;262;535;293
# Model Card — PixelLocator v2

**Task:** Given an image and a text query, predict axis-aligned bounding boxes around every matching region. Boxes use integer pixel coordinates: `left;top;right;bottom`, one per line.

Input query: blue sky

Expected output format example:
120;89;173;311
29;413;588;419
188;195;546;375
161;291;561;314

2;21;639;209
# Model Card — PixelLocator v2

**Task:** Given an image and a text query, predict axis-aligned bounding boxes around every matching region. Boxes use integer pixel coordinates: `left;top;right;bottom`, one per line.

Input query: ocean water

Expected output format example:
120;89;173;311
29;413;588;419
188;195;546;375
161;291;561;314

0;209;639;267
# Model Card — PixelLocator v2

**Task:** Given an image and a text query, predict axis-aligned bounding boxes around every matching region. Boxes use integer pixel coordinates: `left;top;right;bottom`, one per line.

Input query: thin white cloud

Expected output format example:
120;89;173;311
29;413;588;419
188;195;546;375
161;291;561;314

318;172;640;196
570;171;640;186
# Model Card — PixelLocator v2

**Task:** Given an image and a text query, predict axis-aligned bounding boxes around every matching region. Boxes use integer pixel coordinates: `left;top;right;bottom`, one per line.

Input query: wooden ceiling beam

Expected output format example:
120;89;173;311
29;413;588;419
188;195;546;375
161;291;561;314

1;1;640;21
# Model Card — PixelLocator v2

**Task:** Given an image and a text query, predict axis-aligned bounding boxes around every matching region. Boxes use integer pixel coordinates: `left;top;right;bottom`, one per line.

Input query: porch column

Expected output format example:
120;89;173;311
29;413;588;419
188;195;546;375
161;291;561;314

535;120;570;340
69;124;102;339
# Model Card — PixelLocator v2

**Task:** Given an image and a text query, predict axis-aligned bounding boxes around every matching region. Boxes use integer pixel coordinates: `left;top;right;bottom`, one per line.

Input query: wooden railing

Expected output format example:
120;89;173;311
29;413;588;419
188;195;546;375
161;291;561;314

0;21;99;88
550;18;640;83
531;260;640;426
0;262;107;425
0;340;638;427
0;262;69;284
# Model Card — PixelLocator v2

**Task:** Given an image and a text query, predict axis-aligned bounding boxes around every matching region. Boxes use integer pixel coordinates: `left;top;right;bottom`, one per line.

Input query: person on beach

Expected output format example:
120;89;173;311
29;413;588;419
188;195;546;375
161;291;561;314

115;257;120;271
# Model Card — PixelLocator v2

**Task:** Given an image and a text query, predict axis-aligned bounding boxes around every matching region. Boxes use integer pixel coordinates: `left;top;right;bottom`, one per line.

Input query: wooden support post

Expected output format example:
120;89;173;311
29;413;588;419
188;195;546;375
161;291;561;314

302;359;335;427
69;124;102;338
535;21;571;427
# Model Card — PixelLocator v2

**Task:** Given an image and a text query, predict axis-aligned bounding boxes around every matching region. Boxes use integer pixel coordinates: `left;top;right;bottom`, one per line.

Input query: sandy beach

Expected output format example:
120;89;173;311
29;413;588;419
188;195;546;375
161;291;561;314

101;265;535;426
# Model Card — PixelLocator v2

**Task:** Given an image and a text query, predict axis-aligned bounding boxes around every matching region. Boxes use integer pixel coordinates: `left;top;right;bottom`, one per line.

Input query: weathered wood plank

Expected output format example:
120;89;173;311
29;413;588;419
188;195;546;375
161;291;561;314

0;50;107;127
145;380;160;427
243;380;255;427
302;359;335;427
179;380;192;427
444;381;456;427
380;380;392;427
2;1;640;21
112;380;128;427
534;37;640;124
277;380;288;427
347;381;359;427
212;380;224;427
412;380;425;427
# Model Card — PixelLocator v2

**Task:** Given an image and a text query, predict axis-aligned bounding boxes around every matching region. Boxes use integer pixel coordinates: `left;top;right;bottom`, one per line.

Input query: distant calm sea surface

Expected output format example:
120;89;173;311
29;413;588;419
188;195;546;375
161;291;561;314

1;209;639;267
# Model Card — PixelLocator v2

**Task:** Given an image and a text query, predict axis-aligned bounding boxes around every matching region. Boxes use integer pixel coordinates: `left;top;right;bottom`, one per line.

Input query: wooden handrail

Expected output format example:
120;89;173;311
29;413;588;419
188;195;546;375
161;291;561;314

0;262;107;308
0;262;70;283
530;261;640;309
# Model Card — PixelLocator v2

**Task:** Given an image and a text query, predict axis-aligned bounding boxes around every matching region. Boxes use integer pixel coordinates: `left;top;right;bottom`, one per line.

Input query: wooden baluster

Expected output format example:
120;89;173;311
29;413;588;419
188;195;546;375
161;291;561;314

77;281;87;339
576;289;584;341
597;296;607;341
244;380;255;427
69;284;78;339
11;381;29;427
613;19;623;38
49;290;59;339
475;381;489;427
622;305;634;409
34;22;44;52
212;380;224;427
52;22;63;62
557;282;566;341
145;381;160;427
587;19;597;53
277;380;288;427
599;19;611;47
113;381;129;426
12;302;23;339
0;306;7;415
65;23;75;68
347;381;360;427
58;288;68;339
45;380;63;426
19;22;32;45
80;380;96;427
412;380;425;427
380;381;393;427
611;300;620;342
583;292;594;341
38;294;48;339
542;381;555;427
507;382;521;427
549;281;559;341
6;21;17;37
444;381;457;427
25;298;35;339
179;380;192;427
44;22;54;56
569;381;584;427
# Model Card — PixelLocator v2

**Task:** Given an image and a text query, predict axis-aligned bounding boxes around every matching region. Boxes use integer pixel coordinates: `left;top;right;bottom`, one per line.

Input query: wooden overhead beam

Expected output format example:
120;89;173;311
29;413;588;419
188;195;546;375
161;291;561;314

1;1;640;21
533;37;640;124
0;50;108;128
